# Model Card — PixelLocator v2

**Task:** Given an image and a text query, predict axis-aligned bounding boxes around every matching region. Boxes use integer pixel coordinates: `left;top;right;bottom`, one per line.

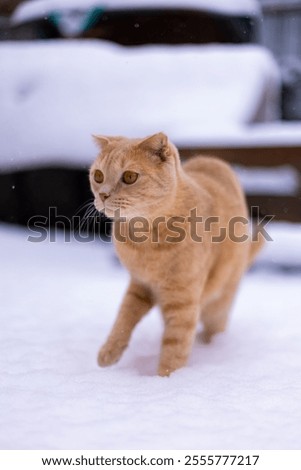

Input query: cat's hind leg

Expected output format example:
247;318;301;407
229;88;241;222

200;280;240;344
98;280;154;367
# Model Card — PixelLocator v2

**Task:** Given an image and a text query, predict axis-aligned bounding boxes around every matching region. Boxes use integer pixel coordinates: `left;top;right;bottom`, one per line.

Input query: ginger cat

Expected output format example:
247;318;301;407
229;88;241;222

89;132;263;376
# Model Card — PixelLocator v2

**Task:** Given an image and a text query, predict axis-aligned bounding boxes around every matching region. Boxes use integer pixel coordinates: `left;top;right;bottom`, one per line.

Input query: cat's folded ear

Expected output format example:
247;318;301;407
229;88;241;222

92;135;110;149
137;132;170;162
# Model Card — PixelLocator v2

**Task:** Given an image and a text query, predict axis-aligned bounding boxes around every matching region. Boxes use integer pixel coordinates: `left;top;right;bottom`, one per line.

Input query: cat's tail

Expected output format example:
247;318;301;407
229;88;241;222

247;231;265;268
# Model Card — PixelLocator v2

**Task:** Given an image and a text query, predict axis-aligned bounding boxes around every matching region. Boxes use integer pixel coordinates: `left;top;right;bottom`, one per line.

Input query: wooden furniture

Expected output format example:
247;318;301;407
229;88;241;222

179;145;301;222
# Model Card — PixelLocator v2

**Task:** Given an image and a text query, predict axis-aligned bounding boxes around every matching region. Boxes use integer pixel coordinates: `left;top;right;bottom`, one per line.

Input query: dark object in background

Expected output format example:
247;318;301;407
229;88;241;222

4;6;258;44
282;59;301;120
82;8;257;45
0;0;23;16
0;167;111;237
0;17;61;40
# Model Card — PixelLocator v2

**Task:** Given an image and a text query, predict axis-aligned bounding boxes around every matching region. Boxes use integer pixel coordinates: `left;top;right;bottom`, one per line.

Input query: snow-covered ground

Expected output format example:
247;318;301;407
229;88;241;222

0;41;280;171
1;222;300;450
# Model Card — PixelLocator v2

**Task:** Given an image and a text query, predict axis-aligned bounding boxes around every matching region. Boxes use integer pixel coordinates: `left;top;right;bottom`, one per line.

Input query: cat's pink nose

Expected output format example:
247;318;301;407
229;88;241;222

99;192;110;202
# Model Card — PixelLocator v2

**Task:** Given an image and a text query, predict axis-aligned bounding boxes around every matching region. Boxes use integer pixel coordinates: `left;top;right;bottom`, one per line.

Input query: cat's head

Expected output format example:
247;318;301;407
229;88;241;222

89;132;180;219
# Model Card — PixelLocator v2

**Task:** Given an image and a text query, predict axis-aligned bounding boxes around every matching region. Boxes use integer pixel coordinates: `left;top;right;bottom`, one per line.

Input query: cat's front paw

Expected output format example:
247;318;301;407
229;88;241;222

158;363;175;377
97;342;126;367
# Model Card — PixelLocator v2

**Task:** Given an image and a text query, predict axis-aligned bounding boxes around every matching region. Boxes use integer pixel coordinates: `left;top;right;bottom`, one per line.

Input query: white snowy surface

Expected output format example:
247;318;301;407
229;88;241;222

178;121;301;148
0;222;301;450
255;222;301;269
12;0;260;25
260;0;301;8
234;165;300;196
0;41;281;171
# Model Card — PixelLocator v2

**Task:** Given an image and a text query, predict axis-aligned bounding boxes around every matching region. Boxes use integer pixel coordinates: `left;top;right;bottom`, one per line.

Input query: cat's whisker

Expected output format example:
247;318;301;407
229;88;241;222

74;198;94;217
74;200;95;233
87;207;99;231
85;207;98;231
78;207;90;232
77;203;97;233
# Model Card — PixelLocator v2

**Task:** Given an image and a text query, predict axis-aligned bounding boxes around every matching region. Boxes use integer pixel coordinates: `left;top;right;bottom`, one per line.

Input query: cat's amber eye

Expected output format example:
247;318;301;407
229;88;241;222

94;169;104;184
122;171;138;185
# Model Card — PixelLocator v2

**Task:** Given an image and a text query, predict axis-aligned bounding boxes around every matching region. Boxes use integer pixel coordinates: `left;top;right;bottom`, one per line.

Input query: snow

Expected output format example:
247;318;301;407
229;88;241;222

12;0;260;26
255;222;301;269
177;121;301;148
0;41;281;171
0;222;300;450
234;165;300;196
261;0;301;8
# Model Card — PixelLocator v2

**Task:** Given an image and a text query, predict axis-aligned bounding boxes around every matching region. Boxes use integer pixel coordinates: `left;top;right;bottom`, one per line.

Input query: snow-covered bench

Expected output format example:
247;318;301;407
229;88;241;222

0;41;281;170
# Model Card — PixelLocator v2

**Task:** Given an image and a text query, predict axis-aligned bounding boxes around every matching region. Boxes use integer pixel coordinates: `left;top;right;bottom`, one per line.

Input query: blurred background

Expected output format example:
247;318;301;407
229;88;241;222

1;0;301;451
0;0;301;230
